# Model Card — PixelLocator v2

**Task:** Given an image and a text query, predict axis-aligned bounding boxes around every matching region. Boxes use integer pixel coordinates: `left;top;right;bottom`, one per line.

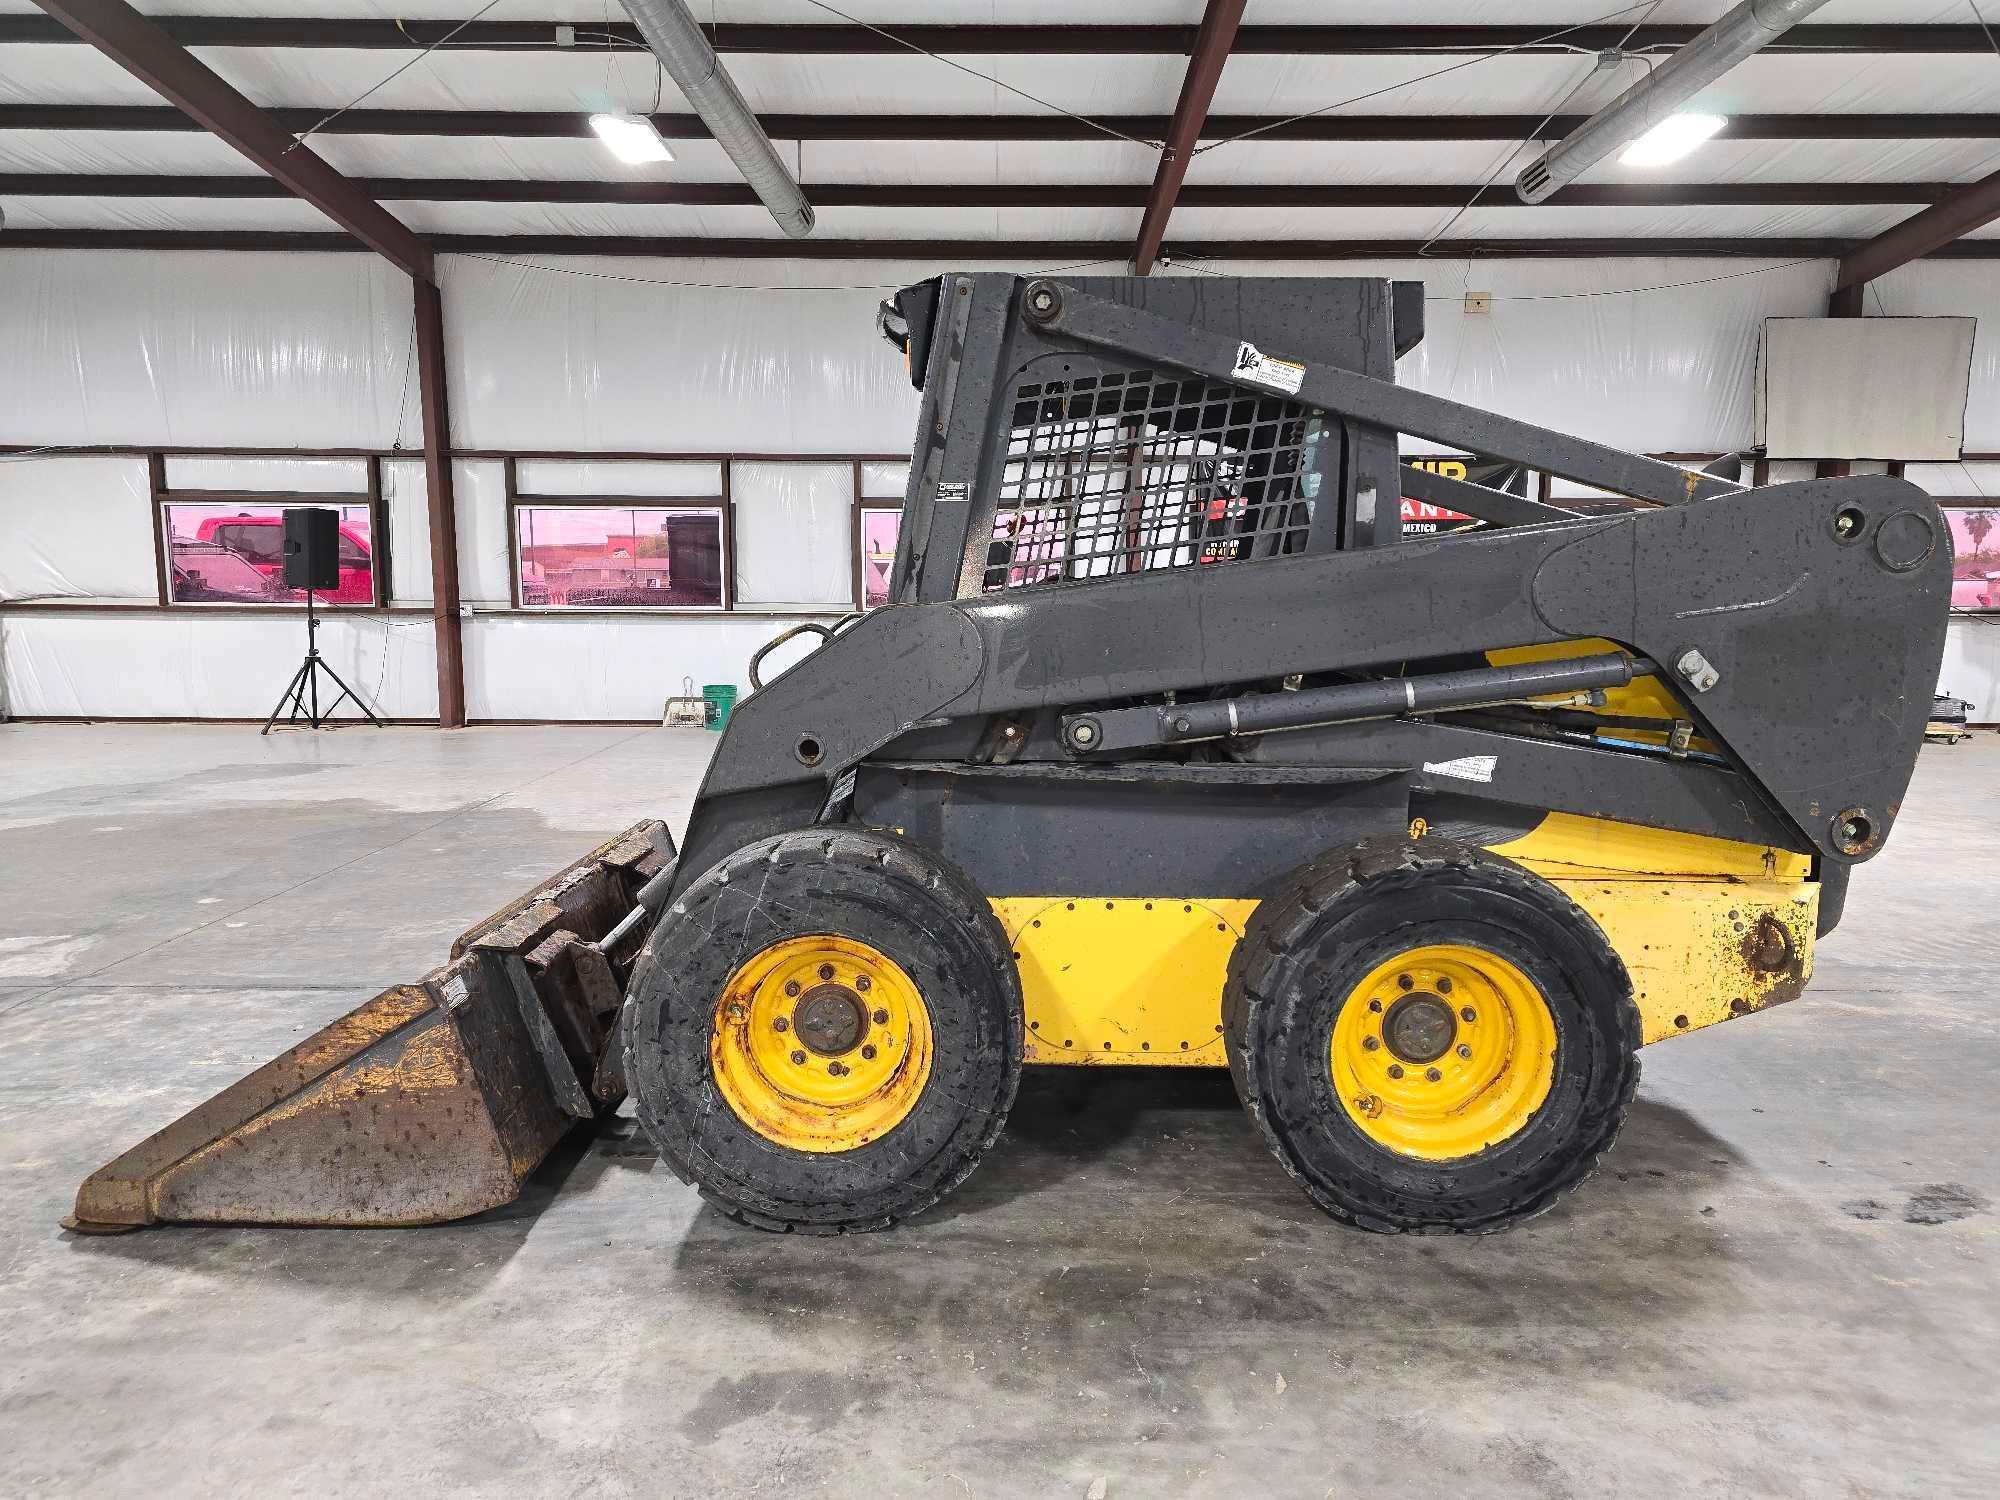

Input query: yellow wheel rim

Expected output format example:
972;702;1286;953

1330;942;1557;1161
711;934;933;1154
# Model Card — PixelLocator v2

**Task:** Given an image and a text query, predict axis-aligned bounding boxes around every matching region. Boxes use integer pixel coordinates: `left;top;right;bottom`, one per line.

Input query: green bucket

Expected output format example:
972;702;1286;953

702;683;737;731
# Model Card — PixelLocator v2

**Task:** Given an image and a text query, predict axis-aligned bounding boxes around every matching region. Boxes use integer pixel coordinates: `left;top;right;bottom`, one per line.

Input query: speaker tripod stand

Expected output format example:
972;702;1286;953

262;589;384;734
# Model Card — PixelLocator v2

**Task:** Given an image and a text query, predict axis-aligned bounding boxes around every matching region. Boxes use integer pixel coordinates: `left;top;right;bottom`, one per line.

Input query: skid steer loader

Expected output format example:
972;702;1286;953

66;273;1950;1238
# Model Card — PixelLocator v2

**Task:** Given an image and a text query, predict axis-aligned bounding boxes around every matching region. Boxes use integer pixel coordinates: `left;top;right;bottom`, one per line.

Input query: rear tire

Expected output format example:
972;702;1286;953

624;828;1022;1233
1224;837;1640;1233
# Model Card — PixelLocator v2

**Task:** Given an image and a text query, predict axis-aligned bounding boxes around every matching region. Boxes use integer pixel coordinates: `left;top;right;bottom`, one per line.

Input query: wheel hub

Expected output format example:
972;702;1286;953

794;984;867;1056
710;935;934;1154
1329;944;1558;1161
1382;992;1456;1063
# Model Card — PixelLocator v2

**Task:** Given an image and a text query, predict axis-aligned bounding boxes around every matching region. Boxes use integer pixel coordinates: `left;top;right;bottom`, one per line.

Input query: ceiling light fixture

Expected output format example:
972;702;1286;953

589;112;675;165
1617;113;1728;168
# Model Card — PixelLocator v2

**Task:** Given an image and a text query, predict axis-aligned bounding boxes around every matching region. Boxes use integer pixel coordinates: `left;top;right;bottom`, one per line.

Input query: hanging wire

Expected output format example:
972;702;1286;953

284;0;506;152
1191;1;1666;157
790;0;1164;151
1416;1;1667;257
1971;0;2000;58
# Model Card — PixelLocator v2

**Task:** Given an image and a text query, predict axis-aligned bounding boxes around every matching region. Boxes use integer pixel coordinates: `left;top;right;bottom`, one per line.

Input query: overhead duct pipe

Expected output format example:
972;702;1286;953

614;0;815;237
1514;0;1832;203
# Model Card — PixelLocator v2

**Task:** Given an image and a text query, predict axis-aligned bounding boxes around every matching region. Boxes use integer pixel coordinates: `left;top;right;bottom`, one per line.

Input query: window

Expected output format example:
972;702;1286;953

512;503;725;609
161;501;378;606
1947;506;2000;613
859;507;901;608
1401;455;1534;537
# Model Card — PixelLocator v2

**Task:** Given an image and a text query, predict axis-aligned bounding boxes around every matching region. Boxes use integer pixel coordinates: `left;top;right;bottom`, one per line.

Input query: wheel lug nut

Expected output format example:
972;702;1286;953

1437;977;1453;994
784;980;800;998
772;1015;789;1032
855;975;872;992
1397;974;1414;990
828;1060;847;1076
1460;1006;1475;1023
1456;1043;1472;1059
818;963;835;981
789;1049;806;1065
1362;1036;1380;1051
1425;1067;1442;1082
872;1008;889;1024
1387;1064;1404;1079
861;1044;877;1060
1368;998;1383;1013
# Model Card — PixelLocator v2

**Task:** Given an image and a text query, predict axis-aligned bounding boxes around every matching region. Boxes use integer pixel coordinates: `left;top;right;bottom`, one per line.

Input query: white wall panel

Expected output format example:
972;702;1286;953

731;461;853;608
1;610;439;719
451;460;513;607
164;456;371;491
441;255;923;452
463;612;825;721
861;462;911;499
0;456;156;603
514;460;723;496
1940;622;2000;722
1871;263;2000;450
0;251;416;448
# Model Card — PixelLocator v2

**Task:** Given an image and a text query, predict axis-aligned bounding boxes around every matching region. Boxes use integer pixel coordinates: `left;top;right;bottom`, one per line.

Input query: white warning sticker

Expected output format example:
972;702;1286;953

1230;340;1306;395
1422;755;1498;784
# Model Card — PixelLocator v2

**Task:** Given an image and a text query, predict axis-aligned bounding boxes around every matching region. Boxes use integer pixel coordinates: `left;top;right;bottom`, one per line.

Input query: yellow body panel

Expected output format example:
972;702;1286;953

1489;810;1813;882
990;817;1816;1064
991;897;1255;1064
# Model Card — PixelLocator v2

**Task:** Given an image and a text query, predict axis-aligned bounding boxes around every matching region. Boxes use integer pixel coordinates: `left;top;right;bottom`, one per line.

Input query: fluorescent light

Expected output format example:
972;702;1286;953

589;112;675;165
1618;113;1726;168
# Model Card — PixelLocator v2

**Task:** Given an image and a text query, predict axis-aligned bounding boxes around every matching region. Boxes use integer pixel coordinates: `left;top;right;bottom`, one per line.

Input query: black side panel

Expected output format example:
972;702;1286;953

852;763;1410;898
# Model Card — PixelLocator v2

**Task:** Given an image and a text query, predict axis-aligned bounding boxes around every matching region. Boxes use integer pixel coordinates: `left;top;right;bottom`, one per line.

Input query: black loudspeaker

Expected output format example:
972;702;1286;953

282;507;341;592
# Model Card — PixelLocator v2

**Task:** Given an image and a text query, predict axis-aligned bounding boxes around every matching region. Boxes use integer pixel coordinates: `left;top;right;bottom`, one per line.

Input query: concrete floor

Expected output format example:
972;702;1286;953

1;721;1995;1498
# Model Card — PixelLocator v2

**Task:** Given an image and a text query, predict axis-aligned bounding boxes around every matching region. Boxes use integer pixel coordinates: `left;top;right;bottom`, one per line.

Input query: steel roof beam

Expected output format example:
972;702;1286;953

24;0;431;278
7;230;2000;260
0;173;1969;209
5;105;1994;143
1834;163;2000;291
1134;0;1245;275
0;17;1992;54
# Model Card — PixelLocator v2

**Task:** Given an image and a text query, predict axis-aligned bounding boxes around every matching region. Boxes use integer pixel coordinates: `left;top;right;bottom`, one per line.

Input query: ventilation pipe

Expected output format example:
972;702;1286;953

615;0;816;237
1514;0;1832;203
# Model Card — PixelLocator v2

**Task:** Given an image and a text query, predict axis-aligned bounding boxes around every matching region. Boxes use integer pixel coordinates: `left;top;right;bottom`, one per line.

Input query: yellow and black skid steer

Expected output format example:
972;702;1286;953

67;273;1951;1236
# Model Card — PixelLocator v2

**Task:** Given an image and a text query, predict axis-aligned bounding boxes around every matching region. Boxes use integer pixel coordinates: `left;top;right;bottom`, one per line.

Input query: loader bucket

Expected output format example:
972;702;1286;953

63;821;674;1233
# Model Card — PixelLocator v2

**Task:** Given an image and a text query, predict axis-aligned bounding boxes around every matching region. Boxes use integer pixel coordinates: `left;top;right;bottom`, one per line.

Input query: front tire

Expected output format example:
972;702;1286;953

1224;838;1640;1233
624;828;1022;1233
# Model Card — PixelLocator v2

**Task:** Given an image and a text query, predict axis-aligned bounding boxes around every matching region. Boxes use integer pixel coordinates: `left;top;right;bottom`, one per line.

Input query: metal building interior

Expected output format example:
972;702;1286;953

0;2;1996;1496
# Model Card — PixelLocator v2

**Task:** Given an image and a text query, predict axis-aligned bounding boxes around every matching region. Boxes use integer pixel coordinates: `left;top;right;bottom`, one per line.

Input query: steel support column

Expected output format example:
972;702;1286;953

414;279;466;728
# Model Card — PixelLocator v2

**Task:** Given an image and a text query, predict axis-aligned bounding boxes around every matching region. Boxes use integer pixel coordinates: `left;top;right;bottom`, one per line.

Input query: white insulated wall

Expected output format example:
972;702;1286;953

1;248;1995;719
